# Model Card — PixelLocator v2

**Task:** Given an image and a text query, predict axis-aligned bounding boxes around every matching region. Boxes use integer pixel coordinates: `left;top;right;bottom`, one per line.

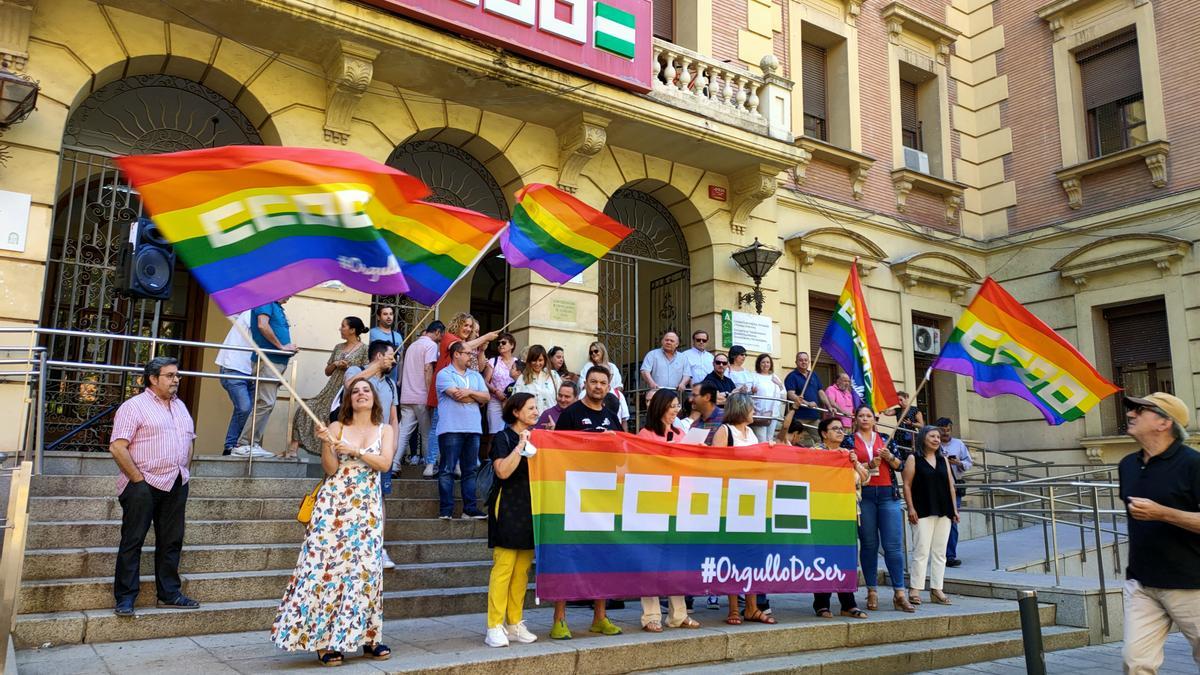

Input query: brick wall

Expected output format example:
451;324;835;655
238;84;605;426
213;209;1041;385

1001;0;1200;230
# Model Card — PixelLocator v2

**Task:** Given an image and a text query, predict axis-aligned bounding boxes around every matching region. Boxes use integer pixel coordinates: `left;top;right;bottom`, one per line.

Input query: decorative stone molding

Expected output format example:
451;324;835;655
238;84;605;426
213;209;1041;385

792;147;814;183
889;251;982;299
795;137;875;201
729;164;779;234
1051;233;1190;289
880;2;960;61
555;113;609;193
847;0;862;24
783;227;887;276
0;0;33;70
322;40;380;145
1080;435;1139;465
891;168;966;215
1054;140;1170;209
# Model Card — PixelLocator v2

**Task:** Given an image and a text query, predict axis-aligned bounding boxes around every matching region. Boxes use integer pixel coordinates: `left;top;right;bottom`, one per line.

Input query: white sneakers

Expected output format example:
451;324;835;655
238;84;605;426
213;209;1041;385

422;464;436;478
485;626;509;648
485;622;537;647
506;621;537;644
382;549;395;569
230;444;274;458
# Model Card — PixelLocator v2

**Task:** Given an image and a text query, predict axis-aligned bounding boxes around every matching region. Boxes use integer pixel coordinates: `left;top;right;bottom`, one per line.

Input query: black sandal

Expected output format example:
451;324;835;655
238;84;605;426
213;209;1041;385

840;608;869;619
815;608;833;619
317;650;343;667
362;643;391;660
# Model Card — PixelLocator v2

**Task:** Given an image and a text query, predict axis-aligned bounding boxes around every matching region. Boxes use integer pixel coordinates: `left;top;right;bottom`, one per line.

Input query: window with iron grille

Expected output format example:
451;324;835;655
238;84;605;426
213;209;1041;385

802;42;827;141
1077;30;1144;158
900;79;922;151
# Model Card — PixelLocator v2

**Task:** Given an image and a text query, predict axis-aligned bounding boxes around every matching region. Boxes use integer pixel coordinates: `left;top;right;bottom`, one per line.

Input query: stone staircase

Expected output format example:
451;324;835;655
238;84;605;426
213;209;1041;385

12;452;1093;674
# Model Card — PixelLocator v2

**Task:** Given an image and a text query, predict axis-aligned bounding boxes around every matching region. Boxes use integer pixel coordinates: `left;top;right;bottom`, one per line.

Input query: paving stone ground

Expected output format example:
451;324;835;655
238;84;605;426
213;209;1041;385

921;632;1197;674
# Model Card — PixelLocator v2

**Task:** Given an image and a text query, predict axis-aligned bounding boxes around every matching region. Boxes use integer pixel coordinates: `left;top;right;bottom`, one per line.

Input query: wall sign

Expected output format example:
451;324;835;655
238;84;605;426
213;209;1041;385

0;190;31;253
721;309;774;354
367;0;653;92
708;185;727;202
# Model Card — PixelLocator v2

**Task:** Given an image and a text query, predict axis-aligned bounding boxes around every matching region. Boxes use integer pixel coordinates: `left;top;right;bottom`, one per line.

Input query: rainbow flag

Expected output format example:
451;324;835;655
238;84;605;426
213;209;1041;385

501;184;632;283
528;430;859;600
934;278;1118;424
116;146;429;315
379;200;506;306
819;264;899;412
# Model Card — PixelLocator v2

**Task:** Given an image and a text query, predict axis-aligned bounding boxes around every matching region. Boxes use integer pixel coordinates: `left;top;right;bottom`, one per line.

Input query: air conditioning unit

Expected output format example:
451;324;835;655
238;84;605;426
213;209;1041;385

914;325;941;355
903;146;930;174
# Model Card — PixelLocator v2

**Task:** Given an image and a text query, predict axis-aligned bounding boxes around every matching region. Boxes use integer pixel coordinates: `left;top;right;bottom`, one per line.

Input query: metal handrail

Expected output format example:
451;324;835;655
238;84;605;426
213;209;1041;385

0;325;293;357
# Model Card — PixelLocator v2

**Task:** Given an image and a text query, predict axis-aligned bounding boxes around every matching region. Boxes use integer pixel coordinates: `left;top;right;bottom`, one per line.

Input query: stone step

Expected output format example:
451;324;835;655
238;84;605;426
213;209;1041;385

41;451;439;480
26;517;487;550
12;585;527;649
21;538;489;581
28;495;445;522
31;475;442;499
19;560;495;613
649;625;1090;675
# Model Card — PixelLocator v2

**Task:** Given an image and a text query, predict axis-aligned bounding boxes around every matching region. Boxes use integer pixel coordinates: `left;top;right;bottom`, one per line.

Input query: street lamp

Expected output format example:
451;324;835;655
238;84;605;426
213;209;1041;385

0;62;38;130
732;237;782;315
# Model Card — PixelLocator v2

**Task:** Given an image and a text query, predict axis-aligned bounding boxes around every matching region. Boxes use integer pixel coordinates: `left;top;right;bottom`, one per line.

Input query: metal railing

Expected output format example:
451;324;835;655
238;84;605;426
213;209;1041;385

965;478;1126;637
0;326;295;475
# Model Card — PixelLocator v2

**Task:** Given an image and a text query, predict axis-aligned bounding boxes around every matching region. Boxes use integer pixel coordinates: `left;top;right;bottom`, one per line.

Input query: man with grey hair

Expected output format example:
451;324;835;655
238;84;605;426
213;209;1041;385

1117;392;1200;674
108;357;199;616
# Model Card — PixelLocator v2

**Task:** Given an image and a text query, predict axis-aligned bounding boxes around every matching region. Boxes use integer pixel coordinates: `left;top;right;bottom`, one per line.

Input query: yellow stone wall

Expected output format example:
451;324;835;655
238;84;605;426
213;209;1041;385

0;0;1195;464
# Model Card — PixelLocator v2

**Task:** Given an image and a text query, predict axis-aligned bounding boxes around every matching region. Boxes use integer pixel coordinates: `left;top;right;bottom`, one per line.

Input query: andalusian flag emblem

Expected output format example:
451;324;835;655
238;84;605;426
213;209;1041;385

594;2;636;59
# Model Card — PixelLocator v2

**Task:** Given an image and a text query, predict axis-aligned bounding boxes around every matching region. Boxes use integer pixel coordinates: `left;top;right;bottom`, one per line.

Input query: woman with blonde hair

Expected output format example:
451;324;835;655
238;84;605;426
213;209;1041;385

512;345;561;414
272;379;395;666
711;392;776;625
424;312;498;477
587;341;629;425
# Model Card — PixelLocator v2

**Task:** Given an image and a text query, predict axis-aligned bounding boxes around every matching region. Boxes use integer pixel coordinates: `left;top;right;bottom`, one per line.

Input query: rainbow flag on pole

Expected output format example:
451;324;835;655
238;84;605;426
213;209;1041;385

528;430;859;600
117;146;429;315
819;264;899;412
933;278;1118;425
501;184;633;283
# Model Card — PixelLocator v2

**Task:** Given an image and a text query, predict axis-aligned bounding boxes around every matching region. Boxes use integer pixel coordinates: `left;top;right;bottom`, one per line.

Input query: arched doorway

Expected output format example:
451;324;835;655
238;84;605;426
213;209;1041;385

599;188;691;403
374;140;511;337
42;74;263;451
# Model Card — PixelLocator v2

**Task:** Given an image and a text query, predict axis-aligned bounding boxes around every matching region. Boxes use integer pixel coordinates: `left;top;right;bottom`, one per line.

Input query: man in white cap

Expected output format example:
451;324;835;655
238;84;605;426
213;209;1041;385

1117;392;1200;674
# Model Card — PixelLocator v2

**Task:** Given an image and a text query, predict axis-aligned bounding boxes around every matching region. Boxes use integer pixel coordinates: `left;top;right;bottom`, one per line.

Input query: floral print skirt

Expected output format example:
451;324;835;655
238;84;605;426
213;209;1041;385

271;457;384;652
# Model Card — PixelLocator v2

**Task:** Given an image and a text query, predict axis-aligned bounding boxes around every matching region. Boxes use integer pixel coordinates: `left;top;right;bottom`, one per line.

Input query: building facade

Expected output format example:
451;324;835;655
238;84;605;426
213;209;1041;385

0;0;1194;462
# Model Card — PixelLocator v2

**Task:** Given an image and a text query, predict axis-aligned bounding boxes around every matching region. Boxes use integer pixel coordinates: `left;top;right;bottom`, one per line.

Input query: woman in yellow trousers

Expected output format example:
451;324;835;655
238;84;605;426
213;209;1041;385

484;392;540;648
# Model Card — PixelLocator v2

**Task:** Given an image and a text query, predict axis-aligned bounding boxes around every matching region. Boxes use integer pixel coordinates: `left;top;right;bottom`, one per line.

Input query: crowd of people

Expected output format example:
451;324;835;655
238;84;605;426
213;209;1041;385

105;306;1199;672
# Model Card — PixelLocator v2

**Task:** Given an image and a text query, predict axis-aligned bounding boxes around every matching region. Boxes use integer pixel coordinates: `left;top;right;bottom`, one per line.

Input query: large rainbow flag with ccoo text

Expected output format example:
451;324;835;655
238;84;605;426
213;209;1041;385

527;430;859;600
933;277;1119;424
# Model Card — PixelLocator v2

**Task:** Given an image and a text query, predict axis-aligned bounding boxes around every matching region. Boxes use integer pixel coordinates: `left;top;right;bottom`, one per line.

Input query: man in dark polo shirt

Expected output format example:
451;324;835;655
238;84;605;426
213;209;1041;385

1117;392;1200;674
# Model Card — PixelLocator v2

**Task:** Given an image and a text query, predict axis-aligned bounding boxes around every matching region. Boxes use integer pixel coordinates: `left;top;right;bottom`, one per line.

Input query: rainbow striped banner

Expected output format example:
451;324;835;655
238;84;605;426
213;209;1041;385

528;430;859;600
819;264;899;412
501;184;632;283
117;146;430;315
934;278;1119;425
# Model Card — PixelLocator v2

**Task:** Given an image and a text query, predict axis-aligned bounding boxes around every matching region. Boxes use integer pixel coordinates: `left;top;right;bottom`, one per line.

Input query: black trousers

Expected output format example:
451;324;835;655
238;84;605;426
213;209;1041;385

114;474;188;605
813;592;858;612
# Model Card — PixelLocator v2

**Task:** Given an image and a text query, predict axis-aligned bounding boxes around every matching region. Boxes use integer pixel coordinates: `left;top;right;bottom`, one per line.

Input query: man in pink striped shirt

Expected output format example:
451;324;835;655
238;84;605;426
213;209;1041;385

108;356;199;616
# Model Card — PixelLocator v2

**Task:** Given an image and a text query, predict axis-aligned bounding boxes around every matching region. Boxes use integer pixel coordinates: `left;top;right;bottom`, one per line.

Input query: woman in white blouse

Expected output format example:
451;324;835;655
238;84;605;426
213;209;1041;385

587;341;629;424
512;345;561;415
750;353;786;443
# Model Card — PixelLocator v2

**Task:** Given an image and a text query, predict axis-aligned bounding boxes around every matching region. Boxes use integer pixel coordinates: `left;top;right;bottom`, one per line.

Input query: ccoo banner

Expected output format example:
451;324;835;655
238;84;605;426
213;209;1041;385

528;430;859;600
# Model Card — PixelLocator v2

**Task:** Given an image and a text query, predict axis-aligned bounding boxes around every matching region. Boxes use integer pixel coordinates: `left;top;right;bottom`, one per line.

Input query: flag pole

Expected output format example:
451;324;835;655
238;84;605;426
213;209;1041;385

895;366;933;452
227;315;324;429
497;281;569;334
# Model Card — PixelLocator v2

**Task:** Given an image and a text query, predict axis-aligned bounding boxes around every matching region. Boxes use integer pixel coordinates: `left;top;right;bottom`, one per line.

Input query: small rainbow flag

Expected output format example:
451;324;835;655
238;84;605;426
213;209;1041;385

117;146;429;315
528;430;859;600
379;200;507;306
501;184;632;283
934;278;1118;425
819;264;899;412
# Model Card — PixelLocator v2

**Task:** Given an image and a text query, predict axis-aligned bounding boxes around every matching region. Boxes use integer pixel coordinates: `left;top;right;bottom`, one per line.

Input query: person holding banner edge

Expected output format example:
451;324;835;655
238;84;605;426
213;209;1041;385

851;404;912;612
813;415;870;619
483;392;540;648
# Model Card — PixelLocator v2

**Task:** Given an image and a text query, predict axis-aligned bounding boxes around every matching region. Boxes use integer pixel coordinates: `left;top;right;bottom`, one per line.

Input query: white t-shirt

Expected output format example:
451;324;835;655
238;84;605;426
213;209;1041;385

751;372;785;417
215;311;253;375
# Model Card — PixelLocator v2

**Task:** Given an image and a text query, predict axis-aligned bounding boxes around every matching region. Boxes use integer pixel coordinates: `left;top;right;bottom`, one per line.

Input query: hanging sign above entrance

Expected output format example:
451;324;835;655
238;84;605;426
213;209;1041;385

366;0;653;92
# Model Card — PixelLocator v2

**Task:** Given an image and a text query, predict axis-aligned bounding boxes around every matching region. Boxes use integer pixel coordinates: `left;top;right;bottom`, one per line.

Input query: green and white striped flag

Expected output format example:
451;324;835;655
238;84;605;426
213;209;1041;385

593;2;636;59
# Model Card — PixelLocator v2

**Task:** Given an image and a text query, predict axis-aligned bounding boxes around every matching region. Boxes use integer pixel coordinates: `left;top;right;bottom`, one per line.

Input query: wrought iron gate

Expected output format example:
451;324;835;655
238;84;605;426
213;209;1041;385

649;268;691;344
597;253;639;389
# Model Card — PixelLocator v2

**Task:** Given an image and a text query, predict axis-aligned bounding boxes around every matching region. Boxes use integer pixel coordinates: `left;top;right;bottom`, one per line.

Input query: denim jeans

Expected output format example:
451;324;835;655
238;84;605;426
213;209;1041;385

946;493;964;559
426;409;441;468
859;485;906;590
438;432;482;517
219;367;254;454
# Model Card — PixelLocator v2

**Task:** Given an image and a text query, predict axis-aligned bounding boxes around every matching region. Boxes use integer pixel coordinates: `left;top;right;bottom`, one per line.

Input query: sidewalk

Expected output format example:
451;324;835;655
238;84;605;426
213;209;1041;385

921;632;1196;674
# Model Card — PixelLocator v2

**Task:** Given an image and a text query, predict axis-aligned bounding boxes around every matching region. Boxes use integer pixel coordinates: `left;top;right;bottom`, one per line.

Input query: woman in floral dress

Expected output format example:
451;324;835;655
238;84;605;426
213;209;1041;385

272;378;396;667
288;316;369;458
